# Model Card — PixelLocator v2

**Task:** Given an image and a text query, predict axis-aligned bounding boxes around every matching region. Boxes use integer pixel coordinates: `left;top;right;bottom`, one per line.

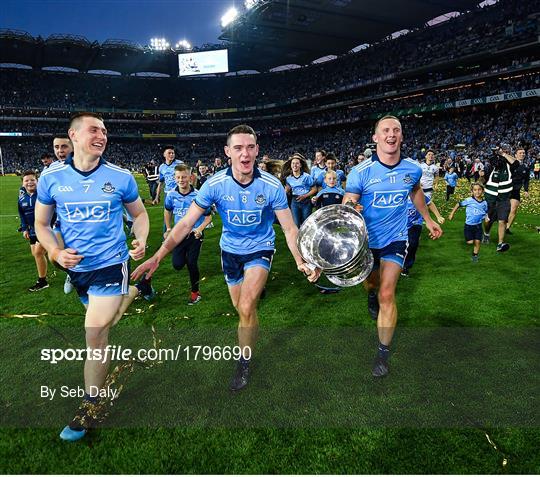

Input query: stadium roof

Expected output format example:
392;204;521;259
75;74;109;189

220;0;481;70
0;0;482;74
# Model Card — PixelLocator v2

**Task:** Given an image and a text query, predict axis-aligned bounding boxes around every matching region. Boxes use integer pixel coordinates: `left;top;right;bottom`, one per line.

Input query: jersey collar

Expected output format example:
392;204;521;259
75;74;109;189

176;185;194;196
226;165;261;188
372;153;402;170
65;155;106;177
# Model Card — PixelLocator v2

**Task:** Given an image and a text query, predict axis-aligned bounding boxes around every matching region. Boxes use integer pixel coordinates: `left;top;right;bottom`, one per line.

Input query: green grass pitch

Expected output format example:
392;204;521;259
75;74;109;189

0;174;539;473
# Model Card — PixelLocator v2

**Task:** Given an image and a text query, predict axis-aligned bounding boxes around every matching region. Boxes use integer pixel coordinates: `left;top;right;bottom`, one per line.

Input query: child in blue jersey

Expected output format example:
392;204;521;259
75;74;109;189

133;124;321;392
35;113;153;442
312;170;345;208
401;195;445;276
152;145;183;205
18;171;49;291
448;182;488;261
316;152;346;190
344;115;443;378
444;166;459;201
164;165;212;304
284;153;316;227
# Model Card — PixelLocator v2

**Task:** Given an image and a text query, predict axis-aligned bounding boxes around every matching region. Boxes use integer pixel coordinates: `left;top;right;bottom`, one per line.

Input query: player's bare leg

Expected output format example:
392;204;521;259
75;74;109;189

372;260;401;377
227;266;268;391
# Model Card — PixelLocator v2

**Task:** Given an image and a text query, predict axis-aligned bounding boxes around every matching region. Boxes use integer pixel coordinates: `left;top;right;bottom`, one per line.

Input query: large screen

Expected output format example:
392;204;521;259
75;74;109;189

178;49;228;76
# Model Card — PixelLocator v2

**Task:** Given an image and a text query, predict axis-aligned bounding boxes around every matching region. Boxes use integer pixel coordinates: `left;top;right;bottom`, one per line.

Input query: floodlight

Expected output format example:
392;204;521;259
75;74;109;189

175;40;192;50
245;0;257;9
150;37;170;51
221;7;238;27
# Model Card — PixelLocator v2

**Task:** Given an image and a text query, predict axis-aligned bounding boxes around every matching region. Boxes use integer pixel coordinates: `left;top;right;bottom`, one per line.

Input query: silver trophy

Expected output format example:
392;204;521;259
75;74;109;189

297;204;373;287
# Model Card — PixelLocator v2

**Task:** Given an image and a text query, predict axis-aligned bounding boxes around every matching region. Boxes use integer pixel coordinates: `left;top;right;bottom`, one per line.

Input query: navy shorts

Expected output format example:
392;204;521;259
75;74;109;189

221;249;274;286
67;261;130;306
29;235;39;245
464;223;483;241
371;240;408;270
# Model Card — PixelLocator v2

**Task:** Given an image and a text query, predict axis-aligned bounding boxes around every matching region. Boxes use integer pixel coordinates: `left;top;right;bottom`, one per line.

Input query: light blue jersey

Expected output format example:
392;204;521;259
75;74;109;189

459;197;488;225
316;169;346;188
346;155;422;249
159;160;183;193
164;186;208;229
406;195;431;228
194;168;288;254
445;172;458;188
311;165;326;185
286;172;313;196
37;156;139;272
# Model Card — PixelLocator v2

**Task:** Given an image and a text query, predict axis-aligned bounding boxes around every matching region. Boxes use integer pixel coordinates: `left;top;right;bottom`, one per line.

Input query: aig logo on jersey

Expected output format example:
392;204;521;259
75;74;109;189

64;201;111;222
227;209;262;226
373;190;407;208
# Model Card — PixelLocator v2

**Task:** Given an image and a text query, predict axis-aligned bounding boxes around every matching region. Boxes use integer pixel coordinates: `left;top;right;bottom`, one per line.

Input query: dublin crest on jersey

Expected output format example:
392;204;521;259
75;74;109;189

255;193;266;205
102;182;115;193
403;174;414;184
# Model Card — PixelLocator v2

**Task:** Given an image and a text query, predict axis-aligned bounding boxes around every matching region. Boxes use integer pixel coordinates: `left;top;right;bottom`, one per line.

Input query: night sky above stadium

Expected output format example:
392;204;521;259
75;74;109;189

2;0;226;47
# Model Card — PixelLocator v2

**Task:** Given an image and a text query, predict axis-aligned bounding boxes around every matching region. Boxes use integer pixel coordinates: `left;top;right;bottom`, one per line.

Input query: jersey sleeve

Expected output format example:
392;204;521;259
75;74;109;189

271;184;289;211
159;165;165;182
194;179;216;209
18;201;28;230
345;167;364;195
164;192;174;211
123;174;139;203
37;175;55;205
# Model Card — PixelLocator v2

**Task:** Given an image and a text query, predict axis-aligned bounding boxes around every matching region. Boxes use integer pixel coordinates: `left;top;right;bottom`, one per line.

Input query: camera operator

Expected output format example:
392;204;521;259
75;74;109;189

482;145;518;252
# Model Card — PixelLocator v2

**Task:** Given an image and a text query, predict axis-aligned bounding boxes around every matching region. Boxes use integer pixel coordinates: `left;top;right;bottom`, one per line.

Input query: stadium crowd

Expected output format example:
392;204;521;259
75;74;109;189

0;0;537;111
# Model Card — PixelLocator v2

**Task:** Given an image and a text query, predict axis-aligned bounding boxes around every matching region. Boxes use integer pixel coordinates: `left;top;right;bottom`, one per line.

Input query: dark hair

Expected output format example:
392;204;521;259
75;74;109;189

22;170;37;178
227;124;257;145
426;149;435;155
162;145;175;154
53;134;71;141
283;152;310;176
316;149;327;157
325;152;338;163
41;152;53;160
69;112;104;129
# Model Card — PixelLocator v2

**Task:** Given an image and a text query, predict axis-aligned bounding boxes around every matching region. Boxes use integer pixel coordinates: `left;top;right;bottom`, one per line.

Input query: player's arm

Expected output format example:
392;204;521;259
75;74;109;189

124;198;149;261
193;214;212;239
275;208;321;283
164;209;173;239
153;181;162;204
410;184;443;239
428;201;445;224
18;202;31;240
448;202;461;221
35;201;83;268
131;202;204;280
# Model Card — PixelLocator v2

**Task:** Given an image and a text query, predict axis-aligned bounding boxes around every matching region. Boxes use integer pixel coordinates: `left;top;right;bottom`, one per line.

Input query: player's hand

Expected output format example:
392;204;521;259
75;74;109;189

193;228;202;239
523;191;529;199
448;214;454;221
131;256;160;281
23;230;30;240
152;198;159;205
163;229;171;240
298;263;321;283
129;239;146;261
437;216;445;225
426;220;443;240
296;194;307;202
53;248;84;268
345;200;363;213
